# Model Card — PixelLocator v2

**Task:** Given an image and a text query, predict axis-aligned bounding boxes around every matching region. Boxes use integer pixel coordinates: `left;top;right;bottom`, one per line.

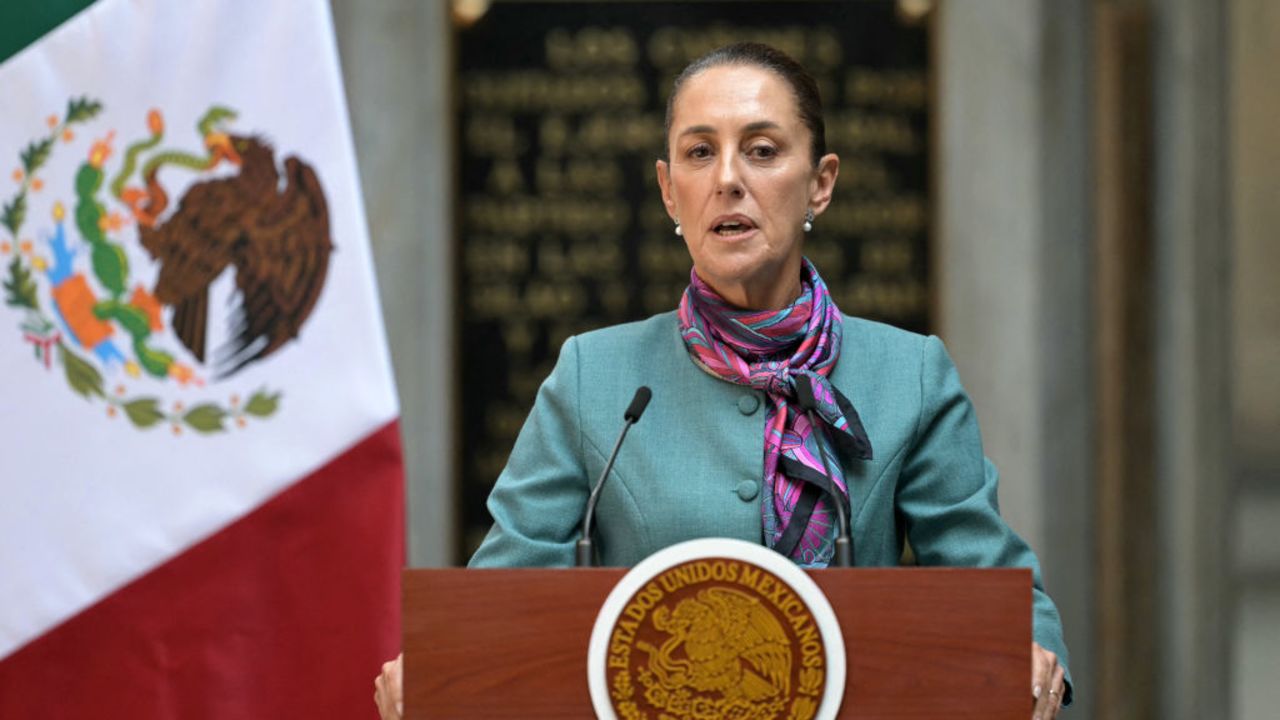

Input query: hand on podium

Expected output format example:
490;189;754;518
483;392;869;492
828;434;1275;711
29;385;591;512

373;653;403;720
1031;641;1066;719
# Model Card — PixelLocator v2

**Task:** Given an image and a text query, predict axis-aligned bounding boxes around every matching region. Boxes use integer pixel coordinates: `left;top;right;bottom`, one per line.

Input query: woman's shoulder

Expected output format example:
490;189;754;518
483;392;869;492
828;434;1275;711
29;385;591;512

572;311;680;355
840;314;930;354
554;312;691;422
835;316;967;405
833;314;950;392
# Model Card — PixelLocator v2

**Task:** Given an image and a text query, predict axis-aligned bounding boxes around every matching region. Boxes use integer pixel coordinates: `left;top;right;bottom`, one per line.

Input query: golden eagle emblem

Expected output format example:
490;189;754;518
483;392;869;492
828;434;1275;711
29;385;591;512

603;558;828;720
639;587;792;703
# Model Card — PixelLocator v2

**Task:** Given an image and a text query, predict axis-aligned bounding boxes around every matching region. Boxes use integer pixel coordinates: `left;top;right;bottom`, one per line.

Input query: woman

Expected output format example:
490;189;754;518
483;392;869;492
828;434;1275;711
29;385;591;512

377;43;1070;719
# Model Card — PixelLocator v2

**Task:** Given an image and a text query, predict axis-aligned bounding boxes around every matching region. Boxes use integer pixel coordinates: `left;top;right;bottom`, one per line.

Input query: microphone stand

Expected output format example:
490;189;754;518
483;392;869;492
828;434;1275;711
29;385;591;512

576;386;651;567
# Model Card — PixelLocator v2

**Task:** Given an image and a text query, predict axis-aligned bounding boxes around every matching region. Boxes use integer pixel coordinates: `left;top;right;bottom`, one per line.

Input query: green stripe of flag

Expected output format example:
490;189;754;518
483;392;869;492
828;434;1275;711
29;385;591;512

0;0;97;66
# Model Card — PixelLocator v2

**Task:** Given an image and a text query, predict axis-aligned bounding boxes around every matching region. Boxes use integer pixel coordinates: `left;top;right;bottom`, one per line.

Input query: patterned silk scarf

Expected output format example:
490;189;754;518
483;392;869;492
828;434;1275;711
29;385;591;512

678;258;873;566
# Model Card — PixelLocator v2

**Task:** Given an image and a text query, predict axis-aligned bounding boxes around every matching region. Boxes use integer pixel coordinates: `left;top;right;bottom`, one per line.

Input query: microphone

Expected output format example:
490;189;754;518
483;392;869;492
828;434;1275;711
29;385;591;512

576;386;651;567
794;374;854;567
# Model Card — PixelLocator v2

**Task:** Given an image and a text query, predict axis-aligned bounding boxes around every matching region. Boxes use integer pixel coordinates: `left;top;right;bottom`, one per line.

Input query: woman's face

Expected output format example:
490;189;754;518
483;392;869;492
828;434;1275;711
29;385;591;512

657;64;839;310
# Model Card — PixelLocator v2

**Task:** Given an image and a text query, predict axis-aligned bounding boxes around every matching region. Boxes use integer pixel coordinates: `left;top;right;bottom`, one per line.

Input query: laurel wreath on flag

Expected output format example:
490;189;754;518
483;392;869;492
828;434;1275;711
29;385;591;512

2;97;281;435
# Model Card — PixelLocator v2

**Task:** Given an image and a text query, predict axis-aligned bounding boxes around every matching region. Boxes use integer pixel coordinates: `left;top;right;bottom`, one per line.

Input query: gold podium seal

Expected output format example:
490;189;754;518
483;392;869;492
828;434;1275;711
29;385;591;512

588;538;846;720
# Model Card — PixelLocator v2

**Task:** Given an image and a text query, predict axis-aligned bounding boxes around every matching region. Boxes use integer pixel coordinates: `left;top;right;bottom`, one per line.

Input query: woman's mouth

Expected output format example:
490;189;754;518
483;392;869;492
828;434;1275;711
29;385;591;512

710;216;757;238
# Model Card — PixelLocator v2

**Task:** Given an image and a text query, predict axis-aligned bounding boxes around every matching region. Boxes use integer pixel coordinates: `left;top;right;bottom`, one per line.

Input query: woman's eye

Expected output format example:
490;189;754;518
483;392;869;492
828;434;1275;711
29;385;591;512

687;144;711;160
748;145;777;159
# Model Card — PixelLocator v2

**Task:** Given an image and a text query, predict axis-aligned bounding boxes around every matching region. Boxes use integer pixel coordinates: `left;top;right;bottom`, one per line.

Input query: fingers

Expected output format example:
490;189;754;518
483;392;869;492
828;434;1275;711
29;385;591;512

1047;663;1066;718
374;653;404;720
373;674;391;719
1030;642;1058;720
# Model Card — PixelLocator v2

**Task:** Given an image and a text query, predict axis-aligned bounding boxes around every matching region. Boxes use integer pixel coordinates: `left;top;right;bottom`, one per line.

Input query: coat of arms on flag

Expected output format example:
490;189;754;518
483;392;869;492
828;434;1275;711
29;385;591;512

0;0;404;717
3;95;335;433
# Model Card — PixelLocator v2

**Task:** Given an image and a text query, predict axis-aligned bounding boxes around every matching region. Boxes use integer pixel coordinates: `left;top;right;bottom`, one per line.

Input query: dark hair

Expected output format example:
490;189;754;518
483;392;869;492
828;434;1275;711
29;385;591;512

662;42;827;166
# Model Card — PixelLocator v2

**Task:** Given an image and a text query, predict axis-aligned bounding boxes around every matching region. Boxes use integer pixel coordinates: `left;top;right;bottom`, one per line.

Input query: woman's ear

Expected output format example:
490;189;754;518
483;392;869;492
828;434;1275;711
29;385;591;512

655;158;678;221
808;153;840;216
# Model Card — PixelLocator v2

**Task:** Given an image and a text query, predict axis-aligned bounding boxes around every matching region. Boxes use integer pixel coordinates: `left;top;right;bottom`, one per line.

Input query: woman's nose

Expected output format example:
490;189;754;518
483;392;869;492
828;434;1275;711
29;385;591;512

715;152;745;198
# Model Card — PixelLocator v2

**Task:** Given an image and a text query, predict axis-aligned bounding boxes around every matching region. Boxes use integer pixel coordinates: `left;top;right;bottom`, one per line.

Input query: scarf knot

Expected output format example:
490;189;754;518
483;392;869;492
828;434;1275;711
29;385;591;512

678;258;873;566
762;363;792;397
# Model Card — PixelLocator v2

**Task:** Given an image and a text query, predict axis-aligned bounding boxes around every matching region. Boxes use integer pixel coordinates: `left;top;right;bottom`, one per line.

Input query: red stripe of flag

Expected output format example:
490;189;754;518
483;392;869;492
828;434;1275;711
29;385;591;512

0;420;404;719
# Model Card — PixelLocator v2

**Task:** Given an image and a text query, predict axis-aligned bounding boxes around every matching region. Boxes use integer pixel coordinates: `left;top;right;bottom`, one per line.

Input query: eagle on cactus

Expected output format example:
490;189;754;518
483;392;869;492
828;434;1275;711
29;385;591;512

121;107;334;378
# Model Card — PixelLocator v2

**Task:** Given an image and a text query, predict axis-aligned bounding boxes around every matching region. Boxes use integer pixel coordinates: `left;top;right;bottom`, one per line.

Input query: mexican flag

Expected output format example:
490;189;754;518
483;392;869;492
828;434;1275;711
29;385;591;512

0;0;403;717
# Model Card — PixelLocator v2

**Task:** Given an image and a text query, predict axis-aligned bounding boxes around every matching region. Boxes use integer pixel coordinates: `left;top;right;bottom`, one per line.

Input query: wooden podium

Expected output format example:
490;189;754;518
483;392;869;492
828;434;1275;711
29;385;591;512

403;567;1030;718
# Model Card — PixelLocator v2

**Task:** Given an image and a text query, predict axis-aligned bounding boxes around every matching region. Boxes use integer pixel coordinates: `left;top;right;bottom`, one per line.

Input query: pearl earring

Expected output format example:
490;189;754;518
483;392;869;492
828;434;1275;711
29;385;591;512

803;209;815;233
674;222;683;237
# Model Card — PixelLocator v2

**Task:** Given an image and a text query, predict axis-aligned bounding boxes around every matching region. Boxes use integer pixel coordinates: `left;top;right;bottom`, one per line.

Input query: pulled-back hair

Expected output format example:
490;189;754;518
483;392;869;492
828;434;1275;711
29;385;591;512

662;42;827;166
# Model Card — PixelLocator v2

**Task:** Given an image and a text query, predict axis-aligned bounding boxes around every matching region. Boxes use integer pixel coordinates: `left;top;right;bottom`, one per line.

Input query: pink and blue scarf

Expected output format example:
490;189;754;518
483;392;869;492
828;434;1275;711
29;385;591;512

678;258;873;566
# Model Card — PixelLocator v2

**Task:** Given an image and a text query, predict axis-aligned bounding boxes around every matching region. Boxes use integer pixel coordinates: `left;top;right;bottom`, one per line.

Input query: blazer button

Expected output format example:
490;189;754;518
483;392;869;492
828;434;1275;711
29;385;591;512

737;394;760;415
736;480;759;501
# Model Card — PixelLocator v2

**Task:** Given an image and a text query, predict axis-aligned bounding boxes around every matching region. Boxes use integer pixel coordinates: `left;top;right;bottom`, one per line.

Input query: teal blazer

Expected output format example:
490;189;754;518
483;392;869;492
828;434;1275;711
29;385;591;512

470;311;1072;695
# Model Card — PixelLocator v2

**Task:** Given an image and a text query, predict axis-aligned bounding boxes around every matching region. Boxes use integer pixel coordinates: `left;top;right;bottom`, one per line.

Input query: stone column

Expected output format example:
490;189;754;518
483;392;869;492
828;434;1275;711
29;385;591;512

1150;0;1234;716
937;1;1095;715
330;0;455;566
1229;0;1280;716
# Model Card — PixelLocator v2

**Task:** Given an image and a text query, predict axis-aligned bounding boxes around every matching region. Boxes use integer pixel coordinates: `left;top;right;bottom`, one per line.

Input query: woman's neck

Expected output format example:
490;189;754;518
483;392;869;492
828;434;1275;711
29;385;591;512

699;268;804;311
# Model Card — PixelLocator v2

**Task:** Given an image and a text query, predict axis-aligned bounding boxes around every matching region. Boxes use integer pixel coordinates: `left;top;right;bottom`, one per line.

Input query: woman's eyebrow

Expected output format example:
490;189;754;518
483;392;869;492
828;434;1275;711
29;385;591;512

678;124;716;138
678;120;783;138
